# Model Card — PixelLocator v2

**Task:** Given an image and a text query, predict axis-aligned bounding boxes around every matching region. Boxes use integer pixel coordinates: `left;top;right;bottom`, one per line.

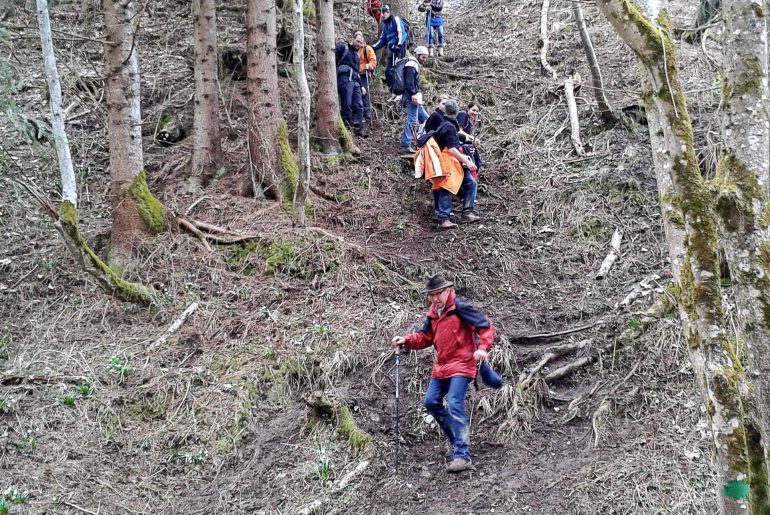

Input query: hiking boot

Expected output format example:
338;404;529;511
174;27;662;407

353;124;364;137
429;46;435;57
446;458;473;473
400;145;416;154
361;120;371;138
438;46;445;57
460;211;480;223
437;220;458;230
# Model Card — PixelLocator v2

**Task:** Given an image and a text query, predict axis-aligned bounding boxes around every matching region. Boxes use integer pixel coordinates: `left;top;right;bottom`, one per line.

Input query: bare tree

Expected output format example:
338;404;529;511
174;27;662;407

103;0;165;267
33;0;156;304
246;0;284;198
571;0;614;121
595;1;749;513
312;0;342;154
292;0;311;225
192;0;222;183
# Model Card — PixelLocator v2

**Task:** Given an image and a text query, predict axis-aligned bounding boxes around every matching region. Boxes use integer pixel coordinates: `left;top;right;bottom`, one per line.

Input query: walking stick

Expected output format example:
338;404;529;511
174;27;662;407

392;344;402;473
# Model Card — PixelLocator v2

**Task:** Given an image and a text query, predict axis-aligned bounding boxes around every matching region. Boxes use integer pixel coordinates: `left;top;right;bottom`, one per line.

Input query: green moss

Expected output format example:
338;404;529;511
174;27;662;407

337;403;370;451
303;0;315;20
129;395;169;421
746;422;770;513
263;240;294;275
128;170;166;234
337;116;353;153
59;201;158;305
277;120;299;210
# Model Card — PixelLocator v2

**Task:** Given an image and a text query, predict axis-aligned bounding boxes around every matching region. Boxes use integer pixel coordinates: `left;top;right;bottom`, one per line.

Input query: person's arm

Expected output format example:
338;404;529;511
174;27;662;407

403;318;435;350
372;27;387;50
455;300;495;358
404;65;419;97
448;146;476;172
366;46;377;70
396;17;407;46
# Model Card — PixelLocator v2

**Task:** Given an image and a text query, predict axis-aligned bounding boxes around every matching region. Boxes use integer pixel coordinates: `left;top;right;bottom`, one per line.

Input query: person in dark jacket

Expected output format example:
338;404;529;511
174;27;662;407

391;273;495;473
400;46;430;151
372;5;408;90
430;99;479;228
422;94;448;134
456;102;483;173
418;0;445;56
335;34;366;135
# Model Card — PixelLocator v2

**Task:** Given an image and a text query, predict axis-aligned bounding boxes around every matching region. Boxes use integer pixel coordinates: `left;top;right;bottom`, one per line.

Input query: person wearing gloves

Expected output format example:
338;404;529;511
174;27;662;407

371;5;409;90
400;46;430;152
391;273;496;473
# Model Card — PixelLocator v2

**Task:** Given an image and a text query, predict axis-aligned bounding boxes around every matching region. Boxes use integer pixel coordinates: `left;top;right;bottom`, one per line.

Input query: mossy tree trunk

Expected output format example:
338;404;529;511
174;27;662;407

103;0;165;267
715;0;770;507
312;0;342;155
192;0;222;183
596;1;750;513
246;0;283;198
292;0;311;226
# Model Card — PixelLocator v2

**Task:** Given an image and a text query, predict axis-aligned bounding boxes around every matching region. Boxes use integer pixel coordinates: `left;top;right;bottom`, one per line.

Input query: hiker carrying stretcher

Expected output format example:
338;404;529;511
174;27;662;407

391;273;498;473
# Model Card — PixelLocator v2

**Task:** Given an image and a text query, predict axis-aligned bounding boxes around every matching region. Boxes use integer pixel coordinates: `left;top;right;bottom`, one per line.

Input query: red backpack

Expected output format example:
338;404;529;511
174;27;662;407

366;0;382;21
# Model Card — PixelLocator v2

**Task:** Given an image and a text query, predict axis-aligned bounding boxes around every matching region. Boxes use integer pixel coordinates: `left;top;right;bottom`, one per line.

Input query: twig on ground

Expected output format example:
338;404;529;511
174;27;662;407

151;302;200;349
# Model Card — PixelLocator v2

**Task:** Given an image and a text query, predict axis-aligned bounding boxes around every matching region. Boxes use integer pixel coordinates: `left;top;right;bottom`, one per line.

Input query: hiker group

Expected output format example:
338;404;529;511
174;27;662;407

335;1;485;229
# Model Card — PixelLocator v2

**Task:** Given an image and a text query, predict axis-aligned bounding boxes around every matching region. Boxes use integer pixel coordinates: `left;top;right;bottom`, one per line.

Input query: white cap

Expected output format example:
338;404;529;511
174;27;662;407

414;46;429;56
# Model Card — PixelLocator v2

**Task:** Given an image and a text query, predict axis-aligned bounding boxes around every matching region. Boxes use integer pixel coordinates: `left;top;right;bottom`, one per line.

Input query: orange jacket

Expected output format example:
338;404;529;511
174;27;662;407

358;45;377;76
414;137;463;194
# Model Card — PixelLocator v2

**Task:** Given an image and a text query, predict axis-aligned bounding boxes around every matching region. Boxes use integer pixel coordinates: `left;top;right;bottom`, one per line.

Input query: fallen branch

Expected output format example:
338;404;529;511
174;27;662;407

1;373;89;386
509;321;599;343
539;0;558;80
519;339;591;389
595;228;622;279
564;72;586;156
151;302;200;349
297;460;370;515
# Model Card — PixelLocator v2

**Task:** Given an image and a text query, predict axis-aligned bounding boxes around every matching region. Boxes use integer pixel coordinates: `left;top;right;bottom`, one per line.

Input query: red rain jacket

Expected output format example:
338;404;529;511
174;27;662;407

403;290;495;379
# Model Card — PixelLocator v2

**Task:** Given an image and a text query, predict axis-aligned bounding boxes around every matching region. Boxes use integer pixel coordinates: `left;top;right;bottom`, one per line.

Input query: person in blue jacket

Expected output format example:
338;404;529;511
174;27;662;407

371;5;408;90
335;34;365;135
418;0;444;56
400;46;430;152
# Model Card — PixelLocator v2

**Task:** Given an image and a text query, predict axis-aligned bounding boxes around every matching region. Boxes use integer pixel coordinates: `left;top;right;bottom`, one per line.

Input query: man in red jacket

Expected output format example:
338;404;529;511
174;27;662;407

391;273;495;473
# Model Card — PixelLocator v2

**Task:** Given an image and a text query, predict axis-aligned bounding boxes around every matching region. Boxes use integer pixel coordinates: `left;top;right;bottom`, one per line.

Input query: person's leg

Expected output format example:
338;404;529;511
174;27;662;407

401;102;417;148
423;378;453;442
352;82;364;129
460;169;477;213
445;376;472;460
432;188;453;223
361;75;372;122
338;77;353;128
417;105;429;125
436;22;444;47
383;49;394;89
426;16;433;47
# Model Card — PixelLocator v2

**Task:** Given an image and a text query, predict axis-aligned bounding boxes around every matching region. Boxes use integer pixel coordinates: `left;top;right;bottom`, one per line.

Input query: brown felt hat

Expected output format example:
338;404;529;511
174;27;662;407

422;273;454;293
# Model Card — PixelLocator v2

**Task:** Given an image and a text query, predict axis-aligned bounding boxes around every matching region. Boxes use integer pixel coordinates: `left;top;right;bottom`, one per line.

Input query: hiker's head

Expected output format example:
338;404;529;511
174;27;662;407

381;4;391;19
351;32;365;49
414;46;429;64
467;102;480;121
437;94;449;111
444;99;459;119
423;273;453;310
353;30;366;44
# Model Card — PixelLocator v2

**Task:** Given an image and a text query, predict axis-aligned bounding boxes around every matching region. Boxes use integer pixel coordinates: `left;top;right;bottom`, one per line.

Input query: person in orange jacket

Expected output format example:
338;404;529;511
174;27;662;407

354;31;377;137
391;273;495;473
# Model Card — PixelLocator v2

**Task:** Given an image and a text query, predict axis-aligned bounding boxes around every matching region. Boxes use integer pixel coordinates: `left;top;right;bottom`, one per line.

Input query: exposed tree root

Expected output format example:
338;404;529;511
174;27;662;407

303;391;371;451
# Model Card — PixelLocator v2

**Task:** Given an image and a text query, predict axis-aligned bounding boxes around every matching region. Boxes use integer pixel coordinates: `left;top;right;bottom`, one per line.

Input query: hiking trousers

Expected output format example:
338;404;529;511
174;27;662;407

401;102;429;148
426;15;444;47
337;73;363;128
424;376;472;460
432;169;478;222
360;73;372;121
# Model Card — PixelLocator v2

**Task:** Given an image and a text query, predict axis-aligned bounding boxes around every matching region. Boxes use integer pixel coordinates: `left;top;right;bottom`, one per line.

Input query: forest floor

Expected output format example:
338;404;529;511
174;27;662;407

0;0;723;513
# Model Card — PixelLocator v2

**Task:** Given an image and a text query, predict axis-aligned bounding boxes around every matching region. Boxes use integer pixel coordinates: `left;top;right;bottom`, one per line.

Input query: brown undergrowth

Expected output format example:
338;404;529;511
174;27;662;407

0;0;721;513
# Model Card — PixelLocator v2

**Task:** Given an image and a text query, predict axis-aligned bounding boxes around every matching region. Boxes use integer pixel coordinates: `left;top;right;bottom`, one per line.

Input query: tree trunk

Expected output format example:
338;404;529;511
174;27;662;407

716;0;770;507
312;0;341;154
595;1;749;513
192;0;222;183
36;0;76;207
571;0;614;121
246;0;282;198
103;0;164;266
292;0;311;225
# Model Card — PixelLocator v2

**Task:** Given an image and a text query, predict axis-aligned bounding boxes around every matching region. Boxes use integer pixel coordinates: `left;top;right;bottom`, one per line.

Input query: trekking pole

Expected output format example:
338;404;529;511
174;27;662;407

392;344;402;473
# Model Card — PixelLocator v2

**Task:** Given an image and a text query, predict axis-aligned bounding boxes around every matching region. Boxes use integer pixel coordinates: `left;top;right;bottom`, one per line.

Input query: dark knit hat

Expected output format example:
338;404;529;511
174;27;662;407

381;4;390;12
422;273;453;293
444;99;459;119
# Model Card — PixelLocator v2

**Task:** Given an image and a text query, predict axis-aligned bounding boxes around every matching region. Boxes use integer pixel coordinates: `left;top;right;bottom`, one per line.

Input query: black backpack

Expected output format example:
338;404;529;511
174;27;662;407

387;57;416;95
403;18;414;49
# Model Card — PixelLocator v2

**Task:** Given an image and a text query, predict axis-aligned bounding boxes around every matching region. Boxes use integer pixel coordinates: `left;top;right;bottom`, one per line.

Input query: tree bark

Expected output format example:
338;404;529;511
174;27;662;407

716;0;770;507
595;1;749;513
246;0;282;198
312;0;341;154
292;0;311;226
571;0;614;121
104;0;162;266
36;0;76;207
192;0;222;183
539;0;558;80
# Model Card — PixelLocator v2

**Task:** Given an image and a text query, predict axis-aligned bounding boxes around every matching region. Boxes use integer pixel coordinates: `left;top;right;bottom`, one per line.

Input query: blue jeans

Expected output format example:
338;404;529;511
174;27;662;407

401;102;428;148
432;168;478;222
424;376;472;460
337;73;363;128
426;16;444;47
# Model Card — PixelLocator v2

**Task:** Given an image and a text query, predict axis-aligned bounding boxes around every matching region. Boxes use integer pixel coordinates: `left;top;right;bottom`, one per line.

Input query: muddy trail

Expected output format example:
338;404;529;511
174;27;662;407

0;0;720;513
